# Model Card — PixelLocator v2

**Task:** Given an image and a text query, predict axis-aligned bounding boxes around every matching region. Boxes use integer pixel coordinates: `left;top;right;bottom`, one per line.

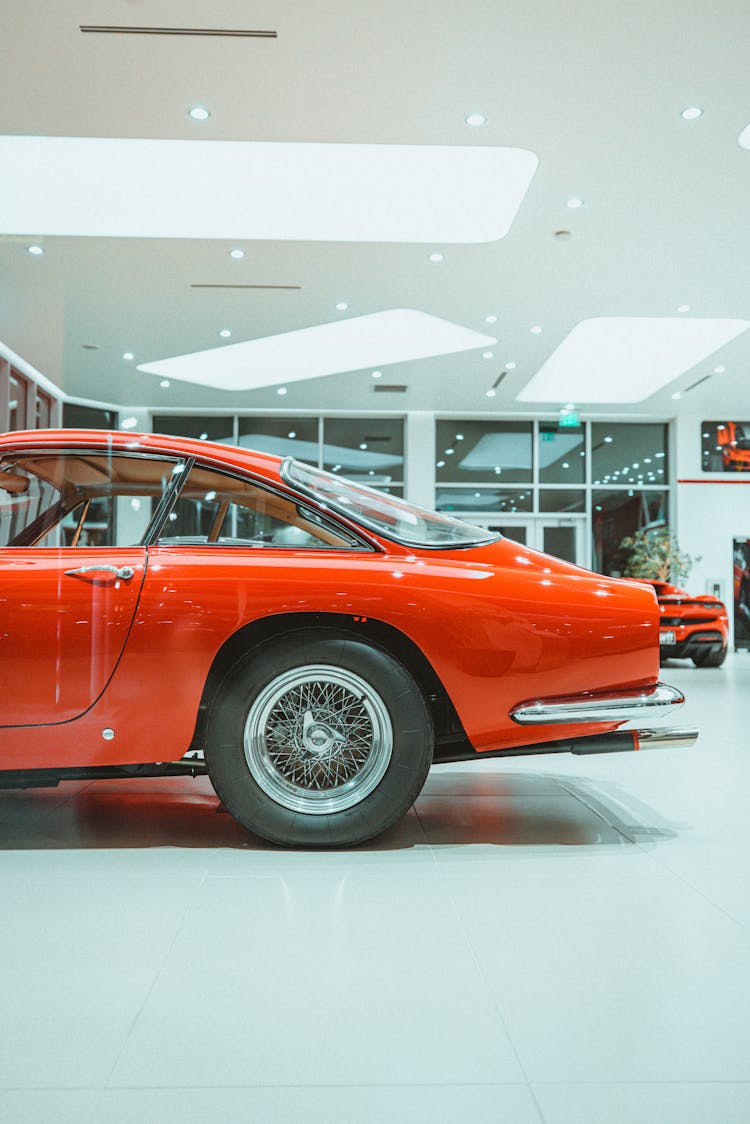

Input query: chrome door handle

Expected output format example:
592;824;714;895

64;565;136;580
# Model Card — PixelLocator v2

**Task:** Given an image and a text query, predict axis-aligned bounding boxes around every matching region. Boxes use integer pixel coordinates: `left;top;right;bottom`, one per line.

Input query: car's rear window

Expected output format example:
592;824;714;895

283;459;499;549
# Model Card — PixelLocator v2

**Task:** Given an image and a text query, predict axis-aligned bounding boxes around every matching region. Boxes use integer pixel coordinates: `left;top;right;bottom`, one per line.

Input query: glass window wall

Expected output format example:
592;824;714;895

435;420;532;484
591;423;668;487
592;489;669;576
538;423;586;483
322;418;404;489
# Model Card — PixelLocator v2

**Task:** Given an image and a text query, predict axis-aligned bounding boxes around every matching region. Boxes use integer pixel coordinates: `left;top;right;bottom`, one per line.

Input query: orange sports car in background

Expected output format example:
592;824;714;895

0;429;696;847
634;580;729;667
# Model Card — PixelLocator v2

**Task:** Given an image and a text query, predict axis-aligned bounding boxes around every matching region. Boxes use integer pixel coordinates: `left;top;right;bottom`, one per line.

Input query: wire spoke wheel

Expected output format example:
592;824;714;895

243;664;393;814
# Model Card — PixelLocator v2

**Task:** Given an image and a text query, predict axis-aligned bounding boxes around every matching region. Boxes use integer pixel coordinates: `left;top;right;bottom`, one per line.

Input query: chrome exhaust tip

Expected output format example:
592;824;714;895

632;727;699;751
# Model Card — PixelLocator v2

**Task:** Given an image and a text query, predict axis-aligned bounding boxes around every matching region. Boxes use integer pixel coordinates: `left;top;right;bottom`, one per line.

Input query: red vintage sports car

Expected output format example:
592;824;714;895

0;429;697;846
633;580;728;667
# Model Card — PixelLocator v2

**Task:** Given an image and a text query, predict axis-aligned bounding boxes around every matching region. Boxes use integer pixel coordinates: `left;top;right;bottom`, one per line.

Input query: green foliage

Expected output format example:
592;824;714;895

619;527;699;585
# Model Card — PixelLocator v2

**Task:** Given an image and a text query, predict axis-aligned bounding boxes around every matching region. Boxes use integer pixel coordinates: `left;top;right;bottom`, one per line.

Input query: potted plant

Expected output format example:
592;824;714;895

619;527;699;586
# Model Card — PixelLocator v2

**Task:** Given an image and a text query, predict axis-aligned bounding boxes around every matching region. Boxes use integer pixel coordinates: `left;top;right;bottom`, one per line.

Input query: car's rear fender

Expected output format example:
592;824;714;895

189;611;469;755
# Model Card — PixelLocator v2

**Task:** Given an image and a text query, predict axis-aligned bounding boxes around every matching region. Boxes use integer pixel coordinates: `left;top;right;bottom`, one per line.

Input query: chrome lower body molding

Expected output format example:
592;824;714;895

510;681;685;728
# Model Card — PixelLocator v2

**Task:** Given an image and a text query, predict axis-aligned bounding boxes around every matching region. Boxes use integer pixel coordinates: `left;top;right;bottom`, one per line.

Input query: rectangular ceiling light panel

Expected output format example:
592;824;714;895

517;317;750;403
0;136;537;243
137;309;497;390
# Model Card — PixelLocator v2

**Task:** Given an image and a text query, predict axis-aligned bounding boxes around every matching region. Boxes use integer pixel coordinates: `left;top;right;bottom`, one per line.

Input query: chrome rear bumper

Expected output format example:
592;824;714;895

510;681;685;728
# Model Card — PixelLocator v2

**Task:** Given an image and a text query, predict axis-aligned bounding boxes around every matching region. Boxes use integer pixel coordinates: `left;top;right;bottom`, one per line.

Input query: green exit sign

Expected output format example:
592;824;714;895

559;411;580;428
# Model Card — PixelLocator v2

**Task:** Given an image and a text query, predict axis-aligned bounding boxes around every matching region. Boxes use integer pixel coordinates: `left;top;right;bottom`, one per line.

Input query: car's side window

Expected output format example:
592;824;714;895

0;451;182;548
158;464;363;550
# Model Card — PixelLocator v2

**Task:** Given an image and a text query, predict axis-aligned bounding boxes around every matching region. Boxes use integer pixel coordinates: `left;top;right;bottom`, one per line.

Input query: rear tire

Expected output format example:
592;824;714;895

205;629;434;847
692;646;727;668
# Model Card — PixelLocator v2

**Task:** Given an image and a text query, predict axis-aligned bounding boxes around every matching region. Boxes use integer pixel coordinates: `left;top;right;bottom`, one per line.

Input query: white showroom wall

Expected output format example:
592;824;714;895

675;411;749;629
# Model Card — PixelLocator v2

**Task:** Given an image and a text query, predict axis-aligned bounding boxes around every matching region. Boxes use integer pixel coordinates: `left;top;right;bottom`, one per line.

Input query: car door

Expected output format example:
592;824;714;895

0;446;179;726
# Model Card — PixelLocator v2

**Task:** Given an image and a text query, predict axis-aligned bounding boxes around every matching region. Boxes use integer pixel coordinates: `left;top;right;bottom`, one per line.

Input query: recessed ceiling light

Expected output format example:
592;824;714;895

335;302;349;311
160;379;170;388
436;460;446;468
277;386;288;395
27;243;44;255
360;443;368;450
229;248;245;259
371;369;382;379
122;352;134;360
137;309;497;391
485;388;497;398
671;392;682;399
485;314;498;324
530;325;542;334
517;316;749;403
1;137;538;243
677;304;690;313
506;361;516;370
219;329;232;338
429;252;444;263
456;433;464;440
714;365;726;373
465;113;487;127
288;431;296;438
187;106;211;121
483;351;494;359
566;198;583;209
603;435;613;443
120;416;138;429
681;106;703;120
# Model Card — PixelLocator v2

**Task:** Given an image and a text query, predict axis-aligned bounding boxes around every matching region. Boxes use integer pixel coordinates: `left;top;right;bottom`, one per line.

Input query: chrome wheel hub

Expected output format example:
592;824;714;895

243;665;393;815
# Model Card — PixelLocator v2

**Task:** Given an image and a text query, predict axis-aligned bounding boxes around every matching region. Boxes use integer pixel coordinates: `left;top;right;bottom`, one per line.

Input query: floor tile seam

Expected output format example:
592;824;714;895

529;1078;750;1086
556;781;643;845
632;852;750;940
426;844;540;1099
100;867;210;1089
410;805;440;869
84;1080;539;1090
408;805;540;1103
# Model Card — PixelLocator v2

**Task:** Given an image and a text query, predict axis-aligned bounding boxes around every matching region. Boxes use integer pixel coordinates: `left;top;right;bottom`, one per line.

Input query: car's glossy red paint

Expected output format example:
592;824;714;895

0;429;695;844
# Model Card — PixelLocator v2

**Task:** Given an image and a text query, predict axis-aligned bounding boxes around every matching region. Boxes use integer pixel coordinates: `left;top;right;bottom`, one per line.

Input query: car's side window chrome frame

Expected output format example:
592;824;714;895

142;457;194;545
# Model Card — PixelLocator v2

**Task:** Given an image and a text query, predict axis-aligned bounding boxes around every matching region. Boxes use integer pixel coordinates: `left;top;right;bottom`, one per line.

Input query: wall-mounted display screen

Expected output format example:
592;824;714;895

702;421;750;472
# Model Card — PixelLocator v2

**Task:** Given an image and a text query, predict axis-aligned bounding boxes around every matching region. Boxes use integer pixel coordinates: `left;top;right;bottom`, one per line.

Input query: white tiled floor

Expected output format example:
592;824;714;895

1;656;750;1123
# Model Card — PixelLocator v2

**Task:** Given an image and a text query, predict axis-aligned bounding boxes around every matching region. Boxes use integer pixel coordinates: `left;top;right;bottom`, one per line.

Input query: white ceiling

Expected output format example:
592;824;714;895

1;0;750;420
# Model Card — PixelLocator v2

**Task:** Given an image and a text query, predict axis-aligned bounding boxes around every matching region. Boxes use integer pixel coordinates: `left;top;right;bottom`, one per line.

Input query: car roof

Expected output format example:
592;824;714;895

0;428;285;485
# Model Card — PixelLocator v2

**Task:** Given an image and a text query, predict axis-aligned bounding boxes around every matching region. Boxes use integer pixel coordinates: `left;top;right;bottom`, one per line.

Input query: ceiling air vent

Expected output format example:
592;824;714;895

682;374;712;394
80;26;277;39
372;384;407;393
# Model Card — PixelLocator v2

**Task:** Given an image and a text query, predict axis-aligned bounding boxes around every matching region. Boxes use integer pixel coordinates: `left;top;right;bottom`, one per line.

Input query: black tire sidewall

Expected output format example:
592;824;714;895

205;629;433;847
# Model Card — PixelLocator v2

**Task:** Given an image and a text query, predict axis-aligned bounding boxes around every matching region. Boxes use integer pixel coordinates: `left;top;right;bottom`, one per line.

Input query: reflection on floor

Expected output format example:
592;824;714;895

2;656;750;1123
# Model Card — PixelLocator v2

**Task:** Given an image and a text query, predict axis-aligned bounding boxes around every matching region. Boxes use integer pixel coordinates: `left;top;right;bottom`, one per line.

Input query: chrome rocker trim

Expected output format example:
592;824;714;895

510;682;684;727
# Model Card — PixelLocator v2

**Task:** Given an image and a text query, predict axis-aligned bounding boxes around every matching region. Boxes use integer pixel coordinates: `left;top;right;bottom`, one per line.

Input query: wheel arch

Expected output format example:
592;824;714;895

189;611;469;756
